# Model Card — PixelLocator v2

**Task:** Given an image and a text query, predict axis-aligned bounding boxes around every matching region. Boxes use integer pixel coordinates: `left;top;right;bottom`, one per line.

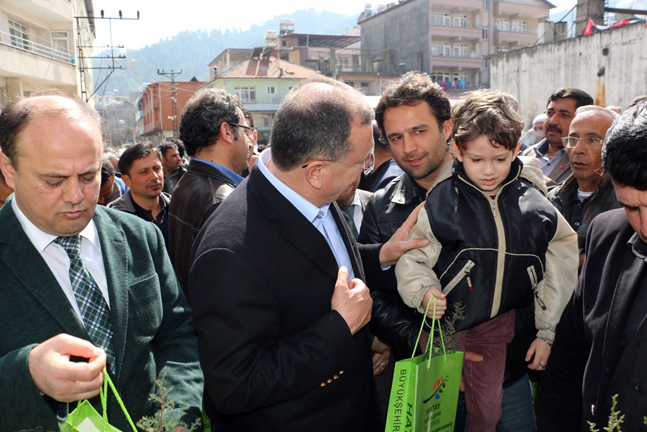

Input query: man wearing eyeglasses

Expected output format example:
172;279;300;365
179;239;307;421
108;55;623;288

549;106;621;268
189;76;427;432
168;88;254;296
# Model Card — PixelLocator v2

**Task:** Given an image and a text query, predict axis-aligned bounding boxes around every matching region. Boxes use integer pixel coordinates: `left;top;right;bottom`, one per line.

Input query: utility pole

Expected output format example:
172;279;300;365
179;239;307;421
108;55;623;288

157;69;183;139
75;10;139;103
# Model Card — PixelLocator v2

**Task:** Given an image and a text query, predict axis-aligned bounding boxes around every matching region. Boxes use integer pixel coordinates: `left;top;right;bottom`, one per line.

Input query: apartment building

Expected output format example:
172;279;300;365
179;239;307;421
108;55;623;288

208;48;253;81
0;0;95;107
273;21;399;96
136;79;204;145
206;48;320;143
360;0;553;89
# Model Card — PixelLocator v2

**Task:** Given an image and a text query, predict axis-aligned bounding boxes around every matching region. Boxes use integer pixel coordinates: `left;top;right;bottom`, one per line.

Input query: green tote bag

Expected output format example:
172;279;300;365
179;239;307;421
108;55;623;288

58;369;137;432
385;299;464;432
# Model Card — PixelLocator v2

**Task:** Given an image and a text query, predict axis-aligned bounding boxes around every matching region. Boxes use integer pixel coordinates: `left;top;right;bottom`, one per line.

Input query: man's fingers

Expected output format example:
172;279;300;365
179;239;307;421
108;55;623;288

335;266;350;290
463;351;484;363
56;334;104;359
400;202;425;233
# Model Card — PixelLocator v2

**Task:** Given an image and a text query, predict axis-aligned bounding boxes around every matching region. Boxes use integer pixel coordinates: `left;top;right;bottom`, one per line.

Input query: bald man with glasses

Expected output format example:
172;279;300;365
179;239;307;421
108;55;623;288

549;105;622;268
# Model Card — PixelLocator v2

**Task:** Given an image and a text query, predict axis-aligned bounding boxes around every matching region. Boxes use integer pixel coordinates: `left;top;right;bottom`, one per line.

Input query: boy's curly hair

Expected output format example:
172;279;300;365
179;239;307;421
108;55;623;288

452;89;524;153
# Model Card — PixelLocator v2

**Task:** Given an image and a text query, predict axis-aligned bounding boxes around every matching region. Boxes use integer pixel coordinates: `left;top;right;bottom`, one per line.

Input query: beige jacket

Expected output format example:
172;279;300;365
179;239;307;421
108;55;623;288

395;157;578;340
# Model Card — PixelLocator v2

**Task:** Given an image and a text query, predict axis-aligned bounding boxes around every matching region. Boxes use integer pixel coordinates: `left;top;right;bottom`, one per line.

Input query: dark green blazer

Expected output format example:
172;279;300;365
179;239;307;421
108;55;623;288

0;199;203;431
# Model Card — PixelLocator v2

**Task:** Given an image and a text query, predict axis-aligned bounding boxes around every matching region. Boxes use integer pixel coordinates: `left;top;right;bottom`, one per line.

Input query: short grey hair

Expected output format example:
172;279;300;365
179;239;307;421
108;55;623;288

270;76;374;171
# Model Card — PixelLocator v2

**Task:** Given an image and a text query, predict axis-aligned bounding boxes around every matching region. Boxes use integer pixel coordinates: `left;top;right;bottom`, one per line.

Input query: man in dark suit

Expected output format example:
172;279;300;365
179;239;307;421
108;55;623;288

189;77;425;431
539;101;647;431
0;92;202;430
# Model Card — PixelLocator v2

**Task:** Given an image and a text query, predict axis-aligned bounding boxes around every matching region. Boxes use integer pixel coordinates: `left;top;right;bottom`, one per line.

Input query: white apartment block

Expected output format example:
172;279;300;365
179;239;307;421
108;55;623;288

0;0;95;107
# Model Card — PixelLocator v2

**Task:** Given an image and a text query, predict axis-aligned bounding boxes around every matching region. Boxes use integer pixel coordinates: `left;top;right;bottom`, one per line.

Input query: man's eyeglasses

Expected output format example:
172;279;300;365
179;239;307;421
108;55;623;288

562;136;604;149
301;151;375;176
227;122;255;139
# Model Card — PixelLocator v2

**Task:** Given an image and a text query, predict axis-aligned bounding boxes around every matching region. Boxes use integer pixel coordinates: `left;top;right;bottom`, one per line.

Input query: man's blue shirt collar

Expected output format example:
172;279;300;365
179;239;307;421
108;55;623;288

192;158;244;185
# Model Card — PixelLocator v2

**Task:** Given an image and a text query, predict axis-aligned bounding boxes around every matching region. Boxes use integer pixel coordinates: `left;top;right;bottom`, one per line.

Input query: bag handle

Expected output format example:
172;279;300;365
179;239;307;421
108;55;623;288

102;368;138;432
69;368;138;431
411;298;448;365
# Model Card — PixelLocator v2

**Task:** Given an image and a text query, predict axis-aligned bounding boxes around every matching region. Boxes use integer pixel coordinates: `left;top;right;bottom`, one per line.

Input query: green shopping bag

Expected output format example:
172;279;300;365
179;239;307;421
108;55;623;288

385;299;463;432
59;368;137;432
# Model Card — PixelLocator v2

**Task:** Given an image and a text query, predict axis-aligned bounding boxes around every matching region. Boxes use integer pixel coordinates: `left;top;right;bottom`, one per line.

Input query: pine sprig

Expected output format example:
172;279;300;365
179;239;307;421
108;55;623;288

136;372;202;432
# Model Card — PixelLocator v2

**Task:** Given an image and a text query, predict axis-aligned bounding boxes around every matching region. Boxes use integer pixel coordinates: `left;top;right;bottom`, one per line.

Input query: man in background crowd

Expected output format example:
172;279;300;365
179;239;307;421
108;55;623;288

549;106;620;268
108;143;171;246
168;88;254;296
523;88;593;186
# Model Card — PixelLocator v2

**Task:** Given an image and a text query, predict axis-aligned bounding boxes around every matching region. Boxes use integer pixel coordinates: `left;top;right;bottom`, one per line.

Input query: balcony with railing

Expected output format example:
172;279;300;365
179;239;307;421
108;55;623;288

493;1;549;18
432;0;483;11
431;55;483;69
0;30;77;86
0;30;74;64
494;30;538;45
430;25;482;40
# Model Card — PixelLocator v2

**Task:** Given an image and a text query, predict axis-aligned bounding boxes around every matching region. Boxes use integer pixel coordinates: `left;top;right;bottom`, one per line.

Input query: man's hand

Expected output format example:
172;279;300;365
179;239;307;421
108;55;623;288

379;203;429;266
28;333;106;402
372;337;391;375
460;351;484;392
332;266;372;335
526;337;552;371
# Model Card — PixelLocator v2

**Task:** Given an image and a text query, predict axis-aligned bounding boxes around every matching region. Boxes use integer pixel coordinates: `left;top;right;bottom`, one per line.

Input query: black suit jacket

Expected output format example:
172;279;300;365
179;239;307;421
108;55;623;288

189;166;383;432
539;208;647;431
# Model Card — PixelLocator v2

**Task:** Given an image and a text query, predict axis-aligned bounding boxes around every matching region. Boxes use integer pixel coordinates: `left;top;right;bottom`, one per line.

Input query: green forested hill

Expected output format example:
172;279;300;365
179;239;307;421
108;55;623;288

95;8;358;96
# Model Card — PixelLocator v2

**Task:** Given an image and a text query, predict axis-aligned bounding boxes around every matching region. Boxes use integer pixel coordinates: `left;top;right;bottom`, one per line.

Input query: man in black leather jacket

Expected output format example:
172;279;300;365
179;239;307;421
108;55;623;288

169;88;254;298
361;72;538;432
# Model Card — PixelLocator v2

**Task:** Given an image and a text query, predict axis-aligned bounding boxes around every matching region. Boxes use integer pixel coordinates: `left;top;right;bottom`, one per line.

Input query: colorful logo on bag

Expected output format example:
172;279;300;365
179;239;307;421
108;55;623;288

423;375;449;404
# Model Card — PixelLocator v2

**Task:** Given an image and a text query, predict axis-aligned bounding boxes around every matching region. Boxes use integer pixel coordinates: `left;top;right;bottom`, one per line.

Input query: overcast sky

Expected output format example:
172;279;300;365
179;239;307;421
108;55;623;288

92;0;576;50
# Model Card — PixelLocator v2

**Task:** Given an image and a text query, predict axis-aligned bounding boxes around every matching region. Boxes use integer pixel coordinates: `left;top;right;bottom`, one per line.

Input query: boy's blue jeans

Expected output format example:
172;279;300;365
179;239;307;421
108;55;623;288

456;372;536;432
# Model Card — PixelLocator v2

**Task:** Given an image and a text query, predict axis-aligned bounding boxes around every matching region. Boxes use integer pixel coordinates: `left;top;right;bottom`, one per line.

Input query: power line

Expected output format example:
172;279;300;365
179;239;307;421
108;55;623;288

157;69;183;138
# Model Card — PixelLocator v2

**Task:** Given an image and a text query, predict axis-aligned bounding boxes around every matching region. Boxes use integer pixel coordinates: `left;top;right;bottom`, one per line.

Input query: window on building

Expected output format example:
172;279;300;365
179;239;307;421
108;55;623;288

482;55;490;68
497;46;508;53
234;87;256;102
51;31;69;60
430;72;452;82
454;43;468;57
482;25;489;40
483;0;489;10
496;18;510;31
453;72;467;81
267;86;276;95
9;19;29;51
345;81;355;87
453;14;468;28
512;20;527;33
282;40;287;47
338;56;350;68
432;12;451;26
432;42;452;56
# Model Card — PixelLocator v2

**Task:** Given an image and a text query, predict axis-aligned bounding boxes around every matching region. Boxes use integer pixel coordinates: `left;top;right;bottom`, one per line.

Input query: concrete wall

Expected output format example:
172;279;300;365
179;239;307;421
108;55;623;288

490;21;647;128
361;0;431;74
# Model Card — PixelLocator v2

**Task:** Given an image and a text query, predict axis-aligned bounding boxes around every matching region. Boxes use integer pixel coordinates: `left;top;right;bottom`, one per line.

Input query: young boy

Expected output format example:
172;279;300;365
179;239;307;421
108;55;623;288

395;89;578;432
